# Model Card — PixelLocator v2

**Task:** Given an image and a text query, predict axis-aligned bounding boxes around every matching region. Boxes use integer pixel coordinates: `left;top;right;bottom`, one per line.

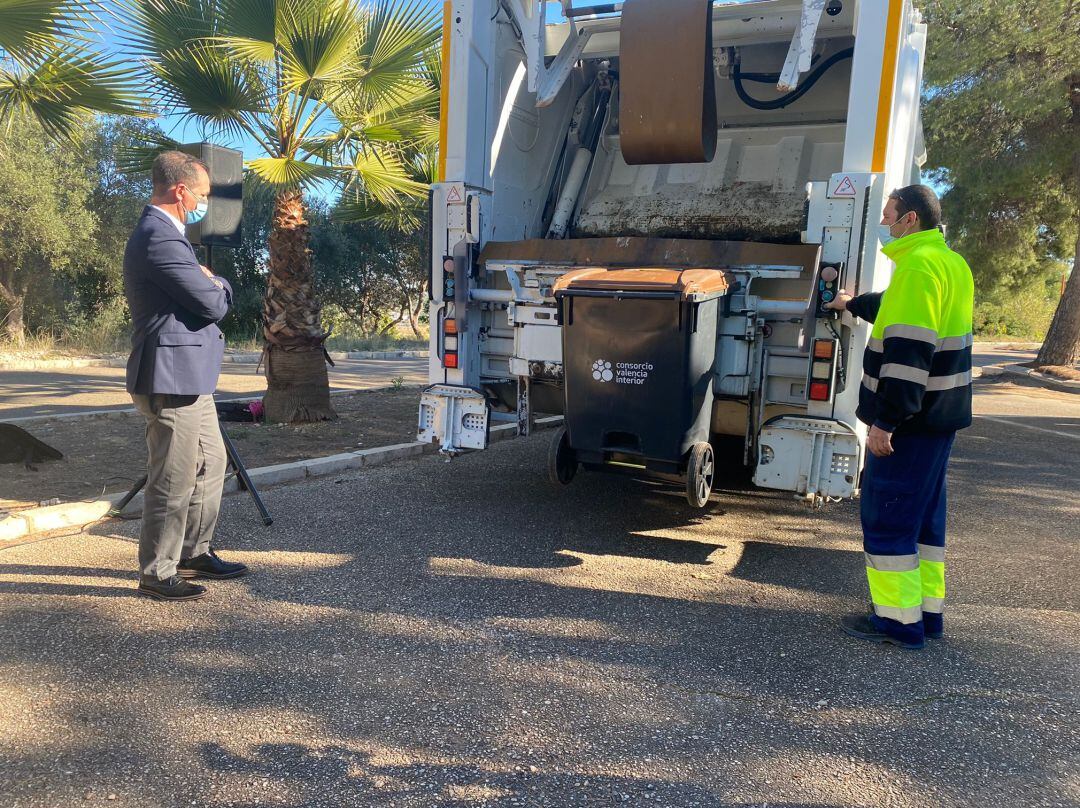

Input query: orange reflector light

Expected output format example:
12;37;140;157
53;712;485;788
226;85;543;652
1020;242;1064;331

813;339;835;359
444;318;458;335
443;351;458;369
809;381;831;401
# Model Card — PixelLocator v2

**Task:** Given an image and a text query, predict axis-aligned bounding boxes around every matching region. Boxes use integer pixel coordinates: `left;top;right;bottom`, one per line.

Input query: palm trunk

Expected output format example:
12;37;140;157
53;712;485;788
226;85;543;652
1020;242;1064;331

1035;75;1080;369
262;188;337;423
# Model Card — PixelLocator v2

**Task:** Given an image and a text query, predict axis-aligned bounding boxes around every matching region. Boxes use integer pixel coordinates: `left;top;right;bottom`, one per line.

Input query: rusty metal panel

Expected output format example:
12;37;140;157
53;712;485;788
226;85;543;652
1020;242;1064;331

619;0;716;165
479;236;821;275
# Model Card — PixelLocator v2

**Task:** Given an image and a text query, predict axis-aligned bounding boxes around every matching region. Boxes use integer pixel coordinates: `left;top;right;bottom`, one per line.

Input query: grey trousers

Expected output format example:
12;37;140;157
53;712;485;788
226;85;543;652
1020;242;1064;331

131;394;227;580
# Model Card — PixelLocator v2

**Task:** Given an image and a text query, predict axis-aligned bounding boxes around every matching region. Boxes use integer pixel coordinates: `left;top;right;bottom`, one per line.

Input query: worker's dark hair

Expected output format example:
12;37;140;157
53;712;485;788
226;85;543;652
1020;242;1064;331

889;184;941;231
152;150;208;195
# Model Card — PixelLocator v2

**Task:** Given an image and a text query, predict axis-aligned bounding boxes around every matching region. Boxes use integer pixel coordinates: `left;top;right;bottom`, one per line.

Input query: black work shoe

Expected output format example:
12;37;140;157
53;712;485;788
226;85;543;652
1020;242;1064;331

841;614;924;650
137;575;208;601
926;627;944;640
178;549;249;580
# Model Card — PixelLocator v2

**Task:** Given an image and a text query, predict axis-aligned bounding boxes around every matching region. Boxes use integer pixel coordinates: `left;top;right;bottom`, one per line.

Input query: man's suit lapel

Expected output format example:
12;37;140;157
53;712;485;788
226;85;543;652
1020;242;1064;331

144;205;197;256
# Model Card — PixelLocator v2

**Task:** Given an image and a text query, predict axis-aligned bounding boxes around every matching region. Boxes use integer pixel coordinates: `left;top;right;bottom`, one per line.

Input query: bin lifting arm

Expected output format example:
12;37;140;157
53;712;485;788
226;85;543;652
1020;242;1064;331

499;0;592;107
778;0;833;91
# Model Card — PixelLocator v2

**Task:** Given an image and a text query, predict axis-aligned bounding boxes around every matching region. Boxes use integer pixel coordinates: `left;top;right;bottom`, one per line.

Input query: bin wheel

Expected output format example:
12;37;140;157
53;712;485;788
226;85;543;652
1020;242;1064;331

547;427;578;485
686;442;715;508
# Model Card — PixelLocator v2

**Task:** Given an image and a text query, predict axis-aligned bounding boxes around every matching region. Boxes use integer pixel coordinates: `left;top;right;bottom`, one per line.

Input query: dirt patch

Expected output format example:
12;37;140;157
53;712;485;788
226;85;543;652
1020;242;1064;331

1;387;422;513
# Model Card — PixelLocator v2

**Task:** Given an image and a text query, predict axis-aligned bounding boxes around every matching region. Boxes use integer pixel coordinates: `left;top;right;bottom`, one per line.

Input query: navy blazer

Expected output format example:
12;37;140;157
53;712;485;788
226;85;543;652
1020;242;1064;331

123;206;233;395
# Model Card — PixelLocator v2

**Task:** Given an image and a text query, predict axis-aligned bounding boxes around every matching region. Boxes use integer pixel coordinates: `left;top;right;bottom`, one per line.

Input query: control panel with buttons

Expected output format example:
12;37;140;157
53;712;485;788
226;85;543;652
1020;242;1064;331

813;262;843;319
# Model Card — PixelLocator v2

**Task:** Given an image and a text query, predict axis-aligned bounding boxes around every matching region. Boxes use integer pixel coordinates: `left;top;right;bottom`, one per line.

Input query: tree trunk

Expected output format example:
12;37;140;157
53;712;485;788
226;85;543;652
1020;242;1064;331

262;188;337;423
408;297;423;338
1036;237;1080;367
1035;75;1080;369
0;282;26;343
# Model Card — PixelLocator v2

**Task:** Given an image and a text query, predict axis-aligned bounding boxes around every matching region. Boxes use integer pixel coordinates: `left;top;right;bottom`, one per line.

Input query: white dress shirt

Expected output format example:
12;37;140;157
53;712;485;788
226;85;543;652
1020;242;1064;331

151;205;186;235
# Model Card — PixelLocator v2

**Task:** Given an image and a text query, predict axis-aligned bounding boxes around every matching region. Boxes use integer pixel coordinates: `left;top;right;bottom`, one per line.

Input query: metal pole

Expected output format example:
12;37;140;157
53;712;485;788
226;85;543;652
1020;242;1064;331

219;424;273;526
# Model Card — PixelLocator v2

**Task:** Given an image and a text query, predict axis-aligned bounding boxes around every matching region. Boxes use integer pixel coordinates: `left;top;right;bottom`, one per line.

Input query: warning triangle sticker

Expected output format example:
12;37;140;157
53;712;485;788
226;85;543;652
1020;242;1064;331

833;176;856;197
446;185;462;203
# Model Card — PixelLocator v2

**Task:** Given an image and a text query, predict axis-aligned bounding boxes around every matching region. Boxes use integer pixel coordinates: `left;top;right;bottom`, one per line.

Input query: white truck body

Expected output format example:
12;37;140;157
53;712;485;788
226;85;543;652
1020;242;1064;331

420;0;928;505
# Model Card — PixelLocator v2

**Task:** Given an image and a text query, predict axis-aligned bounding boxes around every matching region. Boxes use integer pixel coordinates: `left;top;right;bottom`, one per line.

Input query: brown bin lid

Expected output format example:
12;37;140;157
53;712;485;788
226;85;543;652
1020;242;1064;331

553;268;731;300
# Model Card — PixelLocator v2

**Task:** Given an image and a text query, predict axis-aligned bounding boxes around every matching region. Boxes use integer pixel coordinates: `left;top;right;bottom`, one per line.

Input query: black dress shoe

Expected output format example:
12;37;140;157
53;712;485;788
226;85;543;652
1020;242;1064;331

178;549;249;580
840;613;924;650
137;575;208;601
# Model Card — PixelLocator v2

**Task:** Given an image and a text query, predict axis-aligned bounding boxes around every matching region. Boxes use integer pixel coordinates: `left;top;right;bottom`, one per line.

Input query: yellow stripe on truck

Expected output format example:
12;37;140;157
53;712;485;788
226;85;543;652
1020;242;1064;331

871;0;904;173
437;0;452;183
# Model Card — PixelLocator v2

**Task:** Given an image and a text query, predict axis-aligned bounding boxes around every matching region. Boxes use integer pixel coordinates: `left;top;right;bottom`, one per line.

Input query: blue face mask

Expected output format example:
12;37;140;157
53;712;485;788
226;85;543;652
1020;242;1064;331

183;188;209;225
878;215;914;247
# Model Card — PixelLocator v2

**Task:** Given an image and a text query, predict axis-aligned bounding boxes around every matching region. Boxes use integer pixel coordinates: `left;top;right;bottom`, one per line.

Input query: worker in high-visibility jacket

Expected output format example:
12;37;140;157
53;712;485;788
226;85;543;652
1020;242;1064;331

826;184;974;649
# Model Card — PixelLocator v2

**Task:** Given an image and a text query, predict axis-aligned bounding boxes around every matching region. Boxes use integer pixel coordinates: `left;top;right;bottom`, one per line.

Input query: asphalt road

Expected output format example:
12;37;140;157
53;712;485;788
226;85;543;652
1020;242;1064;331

0;345;1037;422
0;358;430;420
0;376;1077;808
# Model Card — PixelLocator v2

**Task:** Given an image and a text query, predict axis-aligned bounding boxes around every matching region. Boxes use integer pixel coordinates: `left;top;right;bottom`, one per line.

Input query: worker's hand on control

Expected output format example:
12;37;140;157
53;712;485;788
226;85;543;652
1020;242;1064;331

867;425;894;458
825;289;852;311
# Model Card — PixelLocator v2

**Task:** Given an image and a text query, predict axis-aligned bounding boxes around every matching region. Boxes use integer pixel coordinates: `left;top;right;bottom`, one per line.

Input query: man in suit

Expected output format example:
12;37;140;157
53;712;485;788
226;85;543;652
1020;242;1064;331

124;150;249;602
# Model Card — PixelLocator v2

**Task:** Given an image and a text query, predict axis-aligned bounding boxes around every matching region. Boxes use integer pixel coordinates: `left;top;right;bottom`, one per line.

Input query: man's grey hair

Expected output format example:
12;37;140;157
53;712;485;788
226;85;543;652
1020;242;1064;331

152;151;208;194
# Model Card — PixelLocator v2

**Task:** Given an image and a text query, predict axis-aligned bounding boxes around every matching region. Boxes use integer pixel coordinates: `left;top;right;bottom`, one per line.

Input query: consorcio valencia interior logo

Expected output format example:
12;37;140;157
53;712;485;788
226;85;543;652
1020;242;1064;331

591;359;613;382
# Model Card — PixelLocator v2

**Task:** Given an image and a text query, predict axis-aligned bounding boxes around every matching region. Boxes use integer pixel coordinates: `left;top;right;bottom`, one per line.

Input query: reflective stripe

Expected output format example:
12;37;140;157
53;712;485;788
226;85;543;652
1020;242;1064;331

938;333;973;351
920;558;945;599
874;603;924;624
922;596;945;614
870;333;973;353
925;370;972;391
883;324;938;344
866;564;923;623
862;370;971;393
865;552;919;572
880;363;931;385
917;543;946;563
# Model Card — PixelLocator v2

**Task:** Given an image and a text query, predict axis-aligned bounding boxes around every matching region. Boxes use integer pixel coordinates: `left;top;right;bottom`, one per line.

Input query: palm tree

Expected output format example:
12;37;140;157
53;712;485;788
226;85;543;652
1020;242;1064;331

120;0;441;422
0;0;145;141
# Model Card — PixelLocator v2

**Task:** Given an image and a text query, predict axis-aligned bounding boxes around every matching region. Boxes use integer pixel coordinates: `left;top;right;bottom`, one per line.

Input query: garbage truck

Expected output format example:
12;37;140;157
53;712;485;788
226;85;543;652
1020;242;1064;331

418;0;929;507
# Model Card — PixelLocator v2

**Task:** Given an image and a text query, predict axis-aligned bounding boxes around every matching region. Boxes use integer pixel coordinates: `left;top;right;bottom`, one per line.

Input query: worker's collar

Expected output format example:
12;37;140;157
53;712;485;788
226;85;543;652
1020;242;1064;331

881;226;945;260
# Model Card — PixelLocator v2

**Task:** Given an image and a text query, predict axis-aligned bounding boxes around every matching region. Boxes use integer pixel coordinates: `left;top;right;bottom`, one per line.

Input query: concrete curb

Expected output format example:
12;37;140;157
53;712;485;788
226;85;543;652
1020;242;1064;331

0;416;563;544
0;350;429;371
1001;363;1080;393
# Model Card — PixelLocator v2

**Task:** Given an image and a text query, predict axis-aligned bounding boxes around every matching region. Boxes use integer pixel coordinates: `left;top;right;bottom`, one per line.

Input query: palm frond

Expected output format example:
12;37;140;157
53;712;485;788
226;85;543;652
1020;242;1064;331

215;0;277;46
277;0;360;91
114;127;182;174
0;0;98;64
248;153;337;187
147;42;266;127
116;0;215;57
0;46;148;141
347;0;439;110
345;146;428;207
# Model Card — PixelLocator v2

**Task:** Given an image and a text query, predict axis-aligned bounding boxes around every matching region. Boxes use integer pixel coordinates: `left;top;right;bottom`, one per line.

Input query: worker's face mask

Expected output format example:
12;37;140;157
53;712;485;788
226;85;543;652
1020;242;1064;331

182;187;209;225
878;213;915;247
